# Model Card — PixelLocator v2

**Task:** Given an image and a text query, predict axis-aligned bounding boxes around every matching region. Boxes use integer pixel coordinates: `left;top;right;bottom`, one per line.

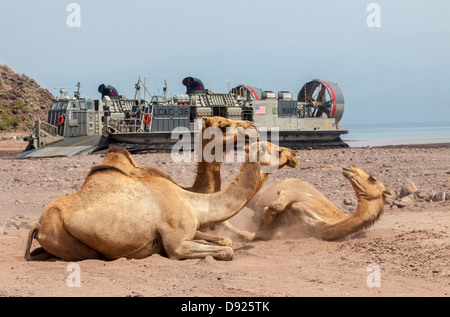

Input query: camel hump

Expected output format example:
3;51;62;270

104;146;139;168
87;165;130;178
105;146;130;155
133;167;175;182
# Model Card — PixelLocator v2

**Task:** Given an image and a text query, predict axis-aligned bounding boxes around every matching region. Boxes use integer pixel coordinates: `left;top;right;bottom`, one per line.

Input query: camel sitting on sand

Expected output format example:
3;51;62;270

99;116;298;245
99;116;261;193
222;165;393;241
25;141;290;261
100;116;297;193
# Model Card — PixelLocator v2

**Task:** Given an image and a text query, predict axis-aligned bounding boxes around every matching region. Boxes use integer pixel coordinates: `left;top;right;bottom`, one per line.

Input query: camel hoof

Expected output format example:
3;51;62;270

239;231;256;242
218;237;232;247
216;247;234;261
263;209;276;224
267;202;285;212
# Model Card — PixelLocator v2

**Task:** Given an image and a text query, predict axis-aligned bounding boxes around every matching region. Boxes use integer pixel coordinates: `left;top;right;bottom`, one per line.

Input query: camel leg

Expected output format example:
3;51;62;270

263;190;297;224
218;221;287;241
162;229;234;260
194;230;232;247
167;240;234;260
220;221;256;241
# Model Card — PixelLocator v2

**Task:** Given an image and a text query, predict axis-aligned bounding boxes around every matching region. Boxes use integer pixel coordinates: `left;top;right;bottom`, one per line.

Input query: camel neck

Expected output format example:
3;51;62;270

321;196;385;240
193;160;262;229
187;161;222;193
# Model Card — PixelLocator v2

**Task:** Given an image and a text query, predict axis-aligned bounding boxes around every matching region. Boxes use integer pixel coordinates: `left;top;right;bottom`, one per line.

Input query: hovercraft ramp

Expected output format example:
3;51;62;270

16;135;102;158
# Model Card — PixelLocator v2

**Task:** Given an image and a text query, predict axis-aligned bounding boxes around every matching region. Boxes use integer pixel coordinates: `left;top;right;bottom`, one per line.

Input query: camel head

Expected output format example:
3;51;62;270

342;165;392;201
244;141;298;173
201;116;259;148
276;145;298;169
202;116;257;131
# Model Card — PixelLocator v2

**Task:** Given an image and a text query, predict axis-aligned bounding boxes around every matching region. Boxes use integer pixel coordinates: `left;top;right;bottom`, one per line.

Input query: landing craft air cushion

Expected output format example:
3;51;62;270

19;77;348;158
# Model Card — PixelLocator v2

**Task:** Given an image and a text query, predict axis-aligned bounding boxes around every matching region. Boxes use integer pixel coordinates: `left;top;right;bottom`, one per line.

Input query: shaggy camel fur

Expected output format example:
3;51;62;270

223;165;393;241
25;142;288;261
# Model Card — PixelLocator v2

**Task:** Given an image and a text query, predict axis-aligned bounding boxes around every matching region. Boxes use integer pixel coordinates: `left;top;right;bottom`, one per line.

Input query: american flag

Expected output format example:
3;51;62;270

255;105;265;115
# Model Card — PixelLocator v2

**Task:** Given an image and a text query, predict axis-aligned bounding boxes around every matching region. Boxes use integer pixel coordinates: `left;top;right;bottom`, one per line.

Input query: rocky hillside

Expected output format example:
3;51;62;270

0;64;54;131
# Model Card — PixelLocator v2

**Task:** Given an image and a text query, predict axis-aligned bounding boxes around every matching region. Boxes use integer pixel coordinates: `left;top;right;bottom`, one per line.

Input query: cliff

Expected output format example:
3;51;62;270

0;65;54;131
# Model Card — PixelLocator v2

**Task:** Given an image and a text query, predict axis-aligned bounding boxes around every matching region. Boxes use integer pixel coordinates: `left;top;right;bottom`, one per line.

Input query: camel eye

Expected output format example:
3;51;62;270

368;176;377;183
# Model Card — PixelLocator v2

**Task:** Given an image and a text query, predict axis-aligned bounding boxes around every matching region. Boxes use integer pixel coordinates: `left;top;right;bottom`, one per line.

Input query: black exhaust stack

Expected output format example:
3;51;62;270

98;84;120;99
182;77;207;94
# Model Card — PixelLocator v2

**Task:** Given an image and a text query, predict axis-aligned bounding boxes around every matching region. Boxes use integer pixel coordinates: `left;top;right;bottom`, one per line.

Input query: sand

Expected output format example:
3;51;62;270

0;133;449;298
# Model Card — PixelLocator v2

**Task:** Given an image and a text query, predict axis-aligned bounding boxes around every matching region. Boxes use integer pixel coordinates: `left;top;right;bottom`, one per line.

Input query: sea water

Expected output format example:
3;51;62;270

340;121;450;147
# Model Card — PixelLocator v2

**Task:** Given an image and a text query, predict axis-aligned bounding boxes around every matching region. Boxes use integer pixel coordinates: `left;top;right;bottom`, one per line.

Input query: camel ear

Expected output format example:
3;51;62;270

285;148;298;166
286;153;299;168
383;190;393;198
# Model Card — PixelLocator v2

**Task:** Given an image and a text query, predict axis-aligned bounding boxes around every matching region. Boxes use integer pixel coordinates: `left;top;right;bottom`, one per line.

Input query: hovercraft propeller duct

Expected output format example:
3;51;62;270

297;79;344;124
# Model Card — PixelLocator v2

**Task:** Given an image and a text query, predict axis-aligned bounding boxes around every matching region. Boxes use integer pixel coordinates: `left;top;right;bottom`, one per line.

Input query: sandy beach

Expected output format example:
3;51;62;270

0;133;448;297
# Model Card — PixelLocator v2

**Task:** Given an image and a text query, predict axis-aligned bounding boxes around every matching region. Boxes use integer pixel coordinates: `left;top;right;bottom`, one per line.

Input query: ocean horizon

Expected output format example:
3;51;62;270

341;121;450;147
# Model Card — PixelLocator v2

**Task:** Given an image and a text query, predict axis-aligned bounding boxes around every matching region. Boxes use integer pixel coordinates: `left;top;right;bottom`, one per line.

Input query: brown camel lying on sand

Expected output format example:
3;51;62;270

25;141;290;261
222;165;393;241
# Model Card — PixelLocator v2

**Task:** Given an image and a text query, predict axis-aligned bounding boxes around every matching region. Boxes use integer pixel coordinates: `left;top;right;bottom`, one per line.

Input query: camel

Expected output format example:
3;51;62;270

24;141;291;261
100;116;261;194
99;116;298;245
189;116;259;193
95;139;297;247
222;165;393;241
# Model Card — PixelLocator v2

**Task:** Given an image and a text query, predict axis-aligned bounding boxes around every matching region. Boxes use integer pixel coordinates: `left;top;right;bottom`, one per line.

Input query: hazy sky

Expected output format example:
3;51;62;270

1;0;449;125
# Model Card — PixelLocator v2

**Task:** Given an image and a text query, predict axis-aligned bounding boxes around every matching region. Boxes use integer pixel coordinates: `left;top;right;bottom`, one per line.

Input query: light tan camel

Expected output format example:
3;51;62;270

189;116;259;193
24;142;289;261
222;165;392;241
96;139;297;246
100;116;261;194
99;116;298;245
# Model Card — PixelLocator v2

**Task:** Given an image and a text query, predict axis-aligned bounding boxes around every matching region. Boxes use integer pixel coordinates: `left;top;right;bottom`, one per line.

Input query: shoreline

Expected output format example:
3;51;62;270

1;132;450;158
344;137;450;148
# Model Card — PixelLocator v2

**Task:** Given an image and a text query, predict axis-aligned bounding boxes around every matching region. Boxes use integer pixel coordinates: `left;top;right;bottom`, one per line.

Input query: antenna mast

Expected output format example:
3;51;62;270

74;82;81;99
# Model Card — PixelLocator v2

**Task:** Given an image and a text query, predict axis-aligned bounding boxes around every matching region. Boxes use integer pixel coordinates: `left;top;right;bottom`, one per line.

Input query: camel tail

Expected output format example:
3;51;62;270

24;223;40;261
